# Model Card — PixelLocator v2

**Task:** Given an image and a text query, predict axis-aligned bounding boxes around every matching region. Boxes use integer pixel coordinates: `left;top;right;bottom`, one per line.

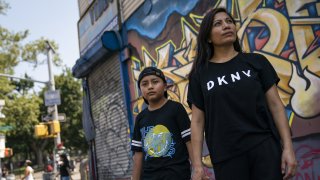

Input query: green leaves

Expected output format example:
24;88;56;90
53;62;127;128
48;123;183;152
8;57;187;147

21;37;62;66
0;26;28;73
2;94;42;136
54;68;86;151
0;0;86;160
0;26;61;72
10;73;34;95
0;0;9;15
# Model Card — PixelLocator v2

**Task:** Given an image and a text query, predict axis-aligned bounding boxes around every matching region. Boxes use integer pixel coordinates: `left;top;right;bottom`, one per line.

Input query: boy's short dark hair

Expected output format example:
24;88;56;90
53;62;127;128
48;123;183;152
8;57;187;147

137;67;168;104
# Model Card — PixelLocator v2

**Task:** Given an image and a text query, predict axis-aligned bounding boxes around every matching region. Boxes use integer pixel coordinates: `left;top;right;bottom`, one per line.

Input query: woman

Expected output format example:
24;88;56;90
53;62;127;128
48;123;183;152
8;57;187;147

56;154;72;180
188;7;297;180
21;160;34;180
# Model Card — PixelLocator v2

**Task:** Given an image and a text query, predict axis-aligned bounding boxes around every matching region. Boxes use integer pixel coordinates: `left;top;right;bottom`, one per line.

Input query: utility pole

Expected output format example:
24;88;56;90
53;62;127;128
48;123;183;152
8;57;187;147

0;73;47;84
45;41;61;175
45;41;61;145
0;100;5;178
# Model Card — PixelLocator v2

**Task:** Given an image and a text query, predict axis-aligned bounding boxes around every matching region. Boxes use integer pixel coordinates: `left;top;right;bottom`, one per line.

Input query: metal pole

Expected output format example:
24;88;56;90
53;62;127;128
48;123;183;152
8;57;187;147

46;41;61;175
0;73;48;84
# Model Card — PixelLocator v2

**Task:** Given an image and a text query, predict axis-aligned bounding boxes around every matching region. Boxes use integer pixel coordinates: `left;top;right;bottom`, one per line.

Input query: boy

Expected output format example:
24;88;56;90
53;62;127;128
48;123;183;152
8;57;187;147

131;67;192;180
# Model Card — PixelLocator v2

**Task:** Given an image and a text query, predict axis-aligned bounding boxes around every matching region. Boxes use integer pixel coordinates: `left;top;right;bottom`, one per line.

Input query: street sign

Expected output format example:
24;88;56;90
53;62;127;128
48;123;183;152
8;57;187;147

0;126;13;131
58;113;66;122
41;115;52;122
44;90;61;106
42;113;66;122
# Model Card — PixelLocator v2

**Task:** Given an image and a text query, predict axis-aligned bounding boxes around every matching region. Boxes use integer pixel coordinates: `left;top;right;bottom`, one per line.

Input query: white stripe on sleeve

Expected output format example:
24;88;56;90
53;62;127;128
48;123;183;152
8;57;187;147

181;128;191;136
182;131;191;138
131;142;142;147
132;140;142;145
131;140;142;147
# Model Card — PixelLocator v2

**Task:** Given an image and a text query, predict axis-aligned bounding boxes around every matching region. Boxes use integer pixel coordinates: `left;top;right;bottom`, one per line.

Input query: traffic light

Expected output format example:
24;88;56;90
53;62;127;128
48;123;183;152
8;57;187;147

35;123;49;137
48;120;61;134
34;120;60;138
4;148;13;157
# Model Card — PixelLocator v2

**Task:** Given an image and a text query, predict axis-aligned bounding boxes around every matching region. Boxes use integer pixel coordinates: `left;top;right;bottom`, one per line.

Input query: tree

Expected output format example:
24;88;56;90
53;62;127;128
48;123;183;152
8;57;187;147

0;1;60;95
40;68;86;153
10;74;34;95
56;69;85;151
0;26;61;97
0;0;61;166
0;0;9;15
2;94;45;161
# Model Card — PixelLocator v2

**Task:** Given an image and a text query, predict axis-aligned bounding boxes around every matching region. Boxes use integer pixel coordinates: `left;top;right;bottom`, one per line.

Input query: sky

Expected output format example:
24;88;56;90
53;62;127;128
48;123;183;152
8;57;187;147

0;0;80;90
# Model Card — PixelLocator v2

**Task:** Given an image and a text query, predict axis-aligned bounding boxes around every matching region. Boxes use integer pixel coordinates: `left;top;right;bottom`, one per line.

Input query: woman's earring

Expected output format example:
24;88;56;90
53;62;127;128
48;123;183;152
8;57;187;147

208;40;212;43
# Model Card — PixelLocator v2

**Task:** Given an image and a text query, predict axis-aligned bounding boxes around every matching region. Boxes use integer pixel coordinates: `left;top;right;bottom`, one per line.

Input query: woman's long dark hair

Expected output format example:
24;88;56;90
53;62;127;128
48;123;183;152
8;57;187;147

188;7;242;79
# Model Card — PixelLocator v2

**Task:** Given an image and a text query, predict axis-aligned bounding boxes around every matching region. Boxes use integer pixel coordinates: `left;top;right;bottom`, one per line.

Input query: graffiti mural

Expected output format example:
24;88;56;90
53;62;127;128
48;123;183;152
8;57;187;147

89;56;132;179
125;0;320;179
92;92;132;179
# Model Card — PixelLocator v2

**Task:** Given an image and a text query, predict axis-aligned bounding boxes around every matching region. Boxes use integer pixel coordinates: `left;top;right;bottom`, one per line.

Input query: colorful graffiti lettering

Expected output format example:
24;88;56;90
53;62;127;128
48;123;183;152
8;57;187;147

130;18;198;115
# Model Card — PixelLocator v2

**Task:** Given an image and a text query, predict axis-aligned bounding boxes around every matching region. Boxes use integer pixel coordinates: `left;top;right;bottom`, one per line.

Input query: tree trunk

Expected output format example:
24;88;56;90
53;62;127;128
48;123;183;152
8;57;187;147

36;149;43;167
30;140;49;167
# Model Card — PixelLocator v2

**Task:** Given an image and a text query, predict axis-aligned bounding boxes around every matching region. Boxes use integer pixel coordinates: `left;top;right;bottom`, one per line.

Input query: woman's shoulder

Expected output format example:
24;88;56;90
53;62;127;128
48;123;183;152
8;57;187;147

189;65;206;80
236;52;268;69
238;52;267;60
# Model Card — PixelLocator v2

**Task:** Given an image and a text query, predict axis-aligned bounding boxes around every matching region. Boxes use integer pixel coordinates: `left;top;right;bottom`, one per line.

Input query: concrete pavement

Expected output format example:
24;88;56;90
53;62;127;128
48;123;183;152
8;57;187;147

34;162;81;180
11;162;81;180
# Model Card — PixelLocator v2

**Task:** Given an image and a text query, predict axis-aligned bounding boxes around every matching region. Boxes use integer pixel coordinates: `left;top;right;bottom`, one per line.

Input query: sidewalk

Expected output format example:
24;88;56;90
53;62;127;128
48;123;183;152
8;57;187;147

32;162;81;180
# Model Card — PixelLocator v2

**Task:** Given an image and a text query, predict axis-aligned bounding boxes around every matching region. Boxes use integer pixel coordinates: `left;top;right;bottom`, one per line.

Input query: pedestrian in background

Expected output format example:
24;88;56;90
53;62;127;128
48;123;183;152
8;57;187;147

56;154;72;180
131;67;193;180
21;160;34;180
1;165;8;180
188;7;297;180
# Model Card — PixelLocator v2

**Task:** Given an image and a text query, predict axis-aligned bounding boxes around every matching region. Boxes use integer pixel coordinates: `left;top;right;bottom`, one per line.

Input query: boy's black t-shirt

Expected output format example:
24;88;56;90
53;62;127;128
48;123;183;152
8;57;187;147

188;53;280;163
131;100;191;180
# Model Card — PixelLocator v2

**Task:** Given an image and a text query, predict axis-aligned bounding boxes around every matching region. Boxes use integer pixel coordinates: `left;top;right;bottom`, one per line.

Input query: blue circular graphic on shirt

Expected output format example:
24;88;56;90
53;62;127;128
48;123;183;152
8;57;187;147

144;125;172;157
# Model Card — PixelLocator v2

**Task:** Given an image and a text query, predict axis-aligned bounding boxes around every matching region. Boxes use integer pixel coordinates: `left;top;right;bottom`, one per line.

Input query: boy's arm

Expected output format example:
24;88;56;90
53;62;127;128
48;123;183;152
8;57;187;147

132;152;143;180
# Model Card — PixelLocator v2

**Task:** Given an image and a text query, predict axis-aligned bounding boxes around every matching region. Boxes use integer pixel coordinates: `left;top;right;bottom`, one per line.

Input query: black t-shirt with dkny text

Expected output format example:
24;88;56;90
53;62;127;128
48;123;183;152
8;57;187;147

188;53;280;163
131;100;191;180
